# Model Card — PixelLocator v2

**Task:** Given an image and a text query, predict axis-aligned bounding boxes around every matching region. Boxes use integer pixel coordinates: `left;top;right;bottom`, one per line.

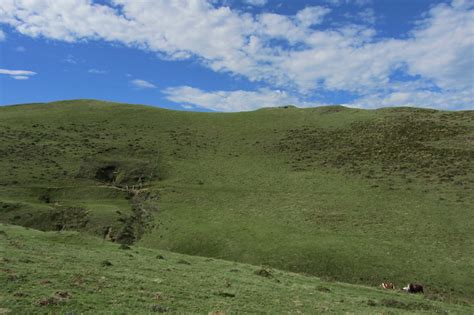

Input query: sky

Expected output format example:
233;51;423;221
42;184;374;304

0;0;473;112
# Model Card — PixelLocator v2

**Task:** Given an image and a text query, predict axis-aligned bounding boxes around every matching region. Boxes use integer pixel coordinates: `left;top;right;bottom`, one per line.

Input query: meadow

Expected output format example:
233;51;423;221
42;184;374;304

0;100;473;312
1;223;472;314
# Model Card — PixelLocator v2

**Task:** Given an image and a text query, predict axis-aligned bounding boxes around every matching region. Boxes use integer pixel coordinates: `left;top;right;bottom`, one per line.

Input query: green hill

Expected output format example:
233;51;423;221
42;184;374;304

0;100;473;310
1;223;472;314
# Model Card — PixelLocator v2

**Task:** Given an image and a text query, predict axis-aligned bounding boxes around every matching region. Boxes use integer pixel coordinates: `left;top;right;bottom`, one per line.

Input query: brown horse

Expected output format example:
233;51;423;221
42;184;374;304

380;282;395;289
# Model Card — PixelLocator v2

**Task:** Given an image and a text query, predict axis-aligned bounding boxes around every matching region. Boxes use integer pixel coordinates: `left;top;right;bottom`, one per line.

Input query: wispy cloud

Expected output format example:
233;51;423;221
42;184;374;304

0;29;5;41
131;79;156;89
62;54;81;64
15;46;26;52
12;75;30;80
323;0;372;6
88;68;107;74
0;68;37;80
243;0;267;6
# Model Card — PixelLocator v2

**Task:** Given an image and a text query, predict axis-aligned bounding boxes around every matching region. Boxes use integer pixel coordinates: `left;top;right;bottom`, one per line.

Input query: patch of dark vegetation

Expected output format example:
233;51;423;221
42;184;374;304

119;244;131;250
156;255;165;260
39;279;52;285
0;257;11;263
177;259;191;265
316;286;331;293
151;304;170;313
216;291;236;298
101;260;113;267
116;190;157;245
314;105;349;114
255;267;273;278
13;291;28;298
366;299;377;306
275;114;474;185
7;274;27;282
49;206;89;231
78;156;160;186
36;291;71;307
167;127;217;160
95;165;118;182
0;201;21;213
38;189;55;204
36;296;62;307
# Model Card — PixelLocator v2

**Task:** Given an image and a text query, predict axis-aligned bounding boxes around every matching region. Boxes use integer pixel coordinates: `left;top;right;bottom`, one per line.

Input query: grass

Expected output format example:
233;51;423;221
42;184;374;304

1;223;472;314
0;100;473;309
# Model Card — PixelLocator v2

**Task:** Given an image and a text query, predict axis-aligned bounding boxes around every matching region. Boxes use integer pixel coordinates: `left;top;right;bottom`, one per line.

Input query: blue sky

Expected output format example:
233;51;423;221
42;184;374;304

0;0;472;111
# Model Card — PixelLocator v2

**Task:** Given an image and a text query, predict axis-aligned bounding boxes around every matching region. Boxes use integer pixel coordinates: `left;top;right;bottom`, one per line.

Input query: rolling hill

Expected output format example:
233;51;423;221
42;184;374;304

0;100;473;312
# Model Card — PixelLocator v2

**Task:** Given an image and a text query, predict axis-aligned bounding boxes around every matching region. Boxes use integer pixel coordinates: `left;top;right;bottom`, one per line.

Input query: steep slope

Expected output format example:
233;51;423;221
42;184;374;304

0;100;473;303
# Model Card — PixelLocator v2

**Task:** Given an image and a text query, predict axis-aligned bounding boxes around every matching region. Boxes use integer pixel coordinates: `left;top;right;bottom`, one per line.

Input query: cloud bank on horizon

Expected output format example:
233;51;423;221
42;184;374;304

0;0;473;111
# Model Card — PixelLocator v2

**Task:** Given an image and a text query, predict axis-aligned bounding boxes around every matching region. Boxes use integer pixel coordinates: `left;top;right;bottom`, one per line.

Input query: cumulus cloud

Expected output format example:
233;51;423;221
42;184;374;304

163;86;309;112
131;79;156;89
0;68;37;80
0;0;472;110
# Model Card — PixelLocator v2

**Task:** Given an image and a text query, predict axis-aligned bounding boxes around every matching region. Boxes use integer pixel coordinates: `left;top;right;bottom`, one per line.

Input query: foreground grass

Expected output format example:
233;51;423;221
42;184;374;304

0;100;473;303
1;223;472;314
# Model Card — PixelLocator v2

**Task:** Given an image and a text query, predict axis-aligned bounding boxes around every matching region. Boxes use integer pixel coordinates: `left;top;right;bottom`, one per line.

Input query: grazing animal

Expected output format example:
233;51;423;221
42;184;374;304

380;282;395;289
403;283;424;293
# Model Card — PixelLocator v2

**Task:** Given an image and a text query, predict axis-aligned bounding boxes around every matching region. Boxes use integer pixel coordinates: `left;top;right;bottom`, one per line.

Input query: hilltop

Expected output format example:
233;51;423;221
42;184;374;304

0;100;473;310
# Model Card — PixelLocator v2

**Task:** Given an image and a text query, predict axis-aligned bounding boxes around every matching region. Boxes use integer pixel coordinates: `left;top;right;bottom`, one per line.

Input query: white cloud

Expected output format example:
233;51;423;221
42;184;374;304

131;79;156;89
0;68;37;80
88;68;107;74
347;89;473;111
163;86;310;112
0;69;36;76
401;2;474;92
63;54;81;64
296;6;332;27
323;0;372;6
243;0;267;6
12;75;30;80
0;29;5;41
356;8;377;25
0;0;472;110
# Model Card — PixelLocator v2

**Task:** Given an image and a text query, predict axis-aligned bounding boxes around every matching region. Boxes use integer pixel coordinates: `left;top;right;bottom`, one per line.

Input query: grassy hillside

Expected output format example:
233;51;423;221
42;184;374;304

0;100;473;305
1;223;473;314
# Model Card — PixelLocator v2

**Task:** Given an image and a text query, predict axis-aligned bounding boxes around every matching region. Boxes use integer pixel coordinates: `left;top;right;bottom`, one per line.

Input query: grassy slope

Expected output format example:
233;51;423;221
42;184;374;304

1;223;472;314
0;100;473;305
